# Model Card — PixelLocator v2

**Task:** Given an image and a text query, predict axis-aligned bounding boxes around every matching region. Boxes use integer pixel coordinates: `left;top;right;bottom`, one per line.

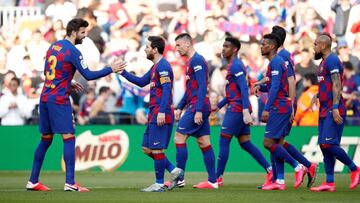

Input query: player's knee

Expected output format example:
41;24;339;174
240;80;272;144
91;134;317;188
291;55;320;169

263;140;272;149
41;134;53;142
174;133;185;144
142;147;151;155
197;137;210;148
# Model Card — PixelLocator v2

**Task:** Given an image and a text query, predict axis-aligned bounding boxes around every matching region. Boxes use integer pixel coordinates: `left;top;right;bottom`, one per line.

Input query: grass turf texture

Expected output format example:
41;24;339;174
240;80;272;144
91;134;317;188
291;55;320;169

1;172;360;203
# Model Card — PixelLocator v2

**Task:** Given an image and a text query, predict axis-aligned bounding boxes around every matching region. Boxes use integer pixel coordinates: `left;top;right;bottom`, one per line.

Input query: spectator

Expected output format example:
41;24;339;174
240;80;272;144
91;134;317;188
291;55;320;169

342;61;360;125
0;77;32;125
294;73;319;126
331;0;352;38
337;38;360;72
77;88;96;125
89;86;115;125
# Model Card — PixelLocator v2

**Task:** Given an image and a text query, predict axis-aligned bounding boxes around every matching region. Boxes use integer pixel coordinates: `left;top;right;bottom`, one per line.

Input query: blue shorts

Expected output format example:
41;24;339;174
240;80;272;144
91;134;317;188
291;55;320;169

221;111;250;137
39;101;74;134
264;111;291;139
318;112;345;145
176;110;210;137
142;123;173;149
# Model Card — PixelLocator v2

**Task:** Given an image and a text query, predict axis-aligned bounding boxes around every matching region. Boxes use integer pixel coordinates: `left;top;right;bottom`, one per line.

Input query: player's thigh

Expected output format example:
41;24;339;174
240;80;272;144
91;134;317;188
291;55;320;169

264;112;291;139
39;102;52;134
47;103;75;134
142;124;151;148
221;111;244;136
318;113;345;145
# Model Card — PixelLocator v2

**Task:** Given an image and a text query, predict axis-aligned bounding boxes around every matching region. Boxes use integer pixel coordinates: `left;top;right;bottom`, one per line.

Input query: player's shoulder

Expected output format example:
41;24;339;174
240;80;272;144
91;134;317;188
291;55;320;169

191;52;207;65
326;53;341;64
231;58;245;71
278;48;290;58
270;55;285;67
157;58;173;75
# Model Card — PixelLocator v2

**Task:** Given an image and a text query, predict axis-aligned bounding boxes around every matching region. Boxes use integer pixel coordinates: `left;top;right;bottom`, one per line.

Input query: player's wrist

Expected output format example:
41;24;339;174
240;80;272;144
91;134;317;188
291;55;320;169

332;104;339;109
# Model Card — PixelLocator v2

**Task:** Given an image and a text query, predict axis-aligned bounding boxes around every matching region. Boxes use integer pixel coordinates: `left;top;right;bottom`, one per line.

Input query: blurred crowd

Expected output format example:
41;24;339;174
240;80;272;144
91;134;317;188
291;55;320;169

0;0;360;126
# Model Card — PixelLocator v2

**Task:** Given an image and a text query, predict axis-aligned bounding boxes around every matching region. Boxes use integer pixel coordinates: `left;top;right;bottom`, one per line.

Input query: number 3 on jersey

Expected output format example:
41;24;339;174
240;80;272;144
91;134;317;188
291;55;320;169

46;55;57;80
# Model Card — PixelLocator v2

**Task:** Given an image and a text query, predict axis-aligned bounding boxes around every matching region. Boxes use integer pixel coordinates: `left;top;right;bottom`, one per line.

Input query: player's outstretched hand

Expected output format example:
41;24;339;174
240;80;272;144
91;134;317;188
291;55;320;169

157;112;165;126
332;109;343;125
194;111;203;125
261;110;269;123
243;109;253;126
175;109;182;121
111;57;127;73
71;81;84;93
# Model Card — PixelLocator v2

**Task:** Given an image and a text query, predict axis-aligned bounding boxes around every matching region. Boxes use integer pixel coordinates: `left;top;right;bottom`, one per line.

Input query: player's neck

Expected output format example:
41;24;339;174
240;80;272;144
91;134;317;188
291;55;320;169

267;50;277;61
65;36;75;45
322;50;331;60
153;54;162;65
187;48;196;58
226;54;236;63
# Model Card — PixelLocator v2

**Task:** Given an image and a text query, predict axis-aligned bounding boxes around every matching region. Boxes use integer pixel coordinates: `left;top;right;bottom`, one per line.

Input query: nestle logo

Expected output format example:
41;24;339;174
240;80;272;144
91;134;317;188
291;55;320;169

61;130;129;172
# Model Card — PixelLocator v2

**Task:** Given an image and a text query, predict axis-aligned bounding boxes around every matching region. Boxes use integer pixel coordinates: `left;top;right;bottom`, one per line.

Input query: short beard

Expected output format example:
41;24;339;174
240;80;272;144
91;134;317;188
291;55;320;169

314;52;323;60
147;53;154;60
75;38;83;45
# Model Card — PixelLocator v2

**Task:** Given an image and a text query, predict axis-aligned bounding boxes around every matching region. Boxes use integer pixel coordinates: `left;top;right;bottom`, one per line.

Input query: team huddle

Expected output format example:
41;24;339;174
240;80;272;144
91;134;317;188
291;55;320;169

25;18;360;193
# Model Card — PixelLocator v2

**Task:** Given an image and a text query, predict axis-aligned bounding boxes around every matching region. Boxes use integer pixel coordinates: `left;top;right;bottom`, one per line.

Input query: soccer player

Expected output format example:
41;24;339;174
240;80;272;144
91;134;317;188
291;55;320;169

118;36;181;192
169;33;217;189
254;33;307;190
26;18;126;192
270;26;318;188
213;37;273;187
310;33;360;192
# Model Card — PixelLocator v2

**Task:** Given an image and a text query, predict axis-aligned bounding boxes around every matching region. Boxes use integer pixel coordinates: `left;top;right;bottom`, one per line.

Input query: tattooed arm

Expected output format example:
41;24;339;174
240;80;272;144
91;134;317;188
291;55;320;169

331;73;343;124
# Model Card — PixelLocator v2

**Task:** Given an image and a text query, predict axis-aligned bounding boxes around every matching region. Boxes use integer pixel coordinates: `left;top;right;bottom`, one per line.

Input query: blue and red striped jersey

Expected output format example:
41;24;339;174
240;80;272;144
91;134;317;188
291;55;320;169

262;55;292;113
178;52;210;112
41;39;112;104
121;58;174;124
317;53;346;118
217;57;251;112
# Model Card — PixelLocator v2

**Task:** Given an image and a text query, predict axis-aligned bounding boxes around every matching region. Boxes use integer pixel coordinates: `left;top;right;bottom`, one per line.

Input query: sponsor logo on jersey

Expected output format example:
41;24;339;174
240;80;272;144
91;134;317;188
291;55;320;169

194;65;202;72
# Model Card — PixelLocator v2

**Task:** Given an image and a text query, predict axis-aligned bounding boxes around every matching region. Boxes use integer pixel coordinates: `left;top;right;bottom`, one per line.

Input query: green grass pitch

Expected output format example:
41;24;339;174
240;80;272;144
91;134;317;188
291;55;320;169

1;171;360;203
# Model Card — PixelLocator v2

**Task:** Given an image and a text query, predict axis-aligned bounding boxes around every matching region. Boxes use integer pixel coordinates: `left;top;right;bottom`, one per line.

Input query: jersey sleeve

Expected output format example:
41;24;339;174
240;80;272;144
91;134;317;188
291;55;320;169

157;64;172;113
326;55;342;75
70;48;112;80
192;59;208;112
120;69;151;87
233;63;250;109
264;59;283;111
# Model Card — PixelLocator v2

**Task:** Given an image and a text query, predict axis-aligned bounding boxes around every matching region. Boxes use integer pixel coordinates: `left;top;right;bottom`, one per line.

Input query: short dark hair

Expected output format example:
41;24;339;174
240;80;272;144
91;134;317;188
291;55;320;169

175;33;192;42
148;36;165;54
66;18;89;37
98;86;110;95
343;61;354;71
271;25;286;45
304;73;318;85
263;33;281;49
225;37;241;52
10;77;20;85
